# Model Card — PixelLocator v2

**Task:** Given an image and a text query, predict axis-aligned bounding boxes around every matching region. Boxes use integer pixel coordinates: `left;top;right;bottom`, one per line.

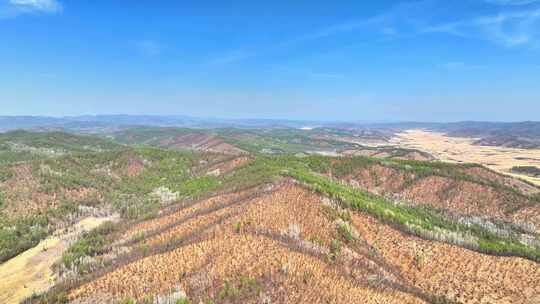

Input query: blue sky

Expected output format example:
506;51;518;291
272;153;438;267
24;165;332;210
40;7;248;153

1;0;539;122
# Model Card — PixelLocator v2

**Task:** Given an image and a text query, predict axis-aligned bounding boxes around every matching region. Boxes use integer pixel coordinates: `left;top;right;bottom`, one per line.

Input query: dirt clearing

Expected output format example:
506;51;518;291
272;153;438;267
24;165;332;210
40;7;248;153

391;129;540;186
0;216;118;304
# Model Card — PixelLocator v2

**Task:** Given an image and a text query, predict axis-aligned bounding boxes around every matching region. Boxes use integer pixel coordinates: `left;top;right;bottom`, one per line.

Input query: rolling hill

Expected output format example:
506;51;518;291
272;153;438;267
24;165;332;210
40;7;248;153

0;130;539;304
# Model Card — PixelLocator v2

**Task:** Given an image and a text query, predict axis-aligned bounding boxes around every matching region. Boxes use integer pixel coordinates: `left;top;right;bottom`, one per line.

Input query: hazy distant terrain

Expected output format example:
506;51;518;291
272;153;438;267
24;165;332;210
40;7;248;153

0;115;344;132
3;115;540;184
3;116;540;148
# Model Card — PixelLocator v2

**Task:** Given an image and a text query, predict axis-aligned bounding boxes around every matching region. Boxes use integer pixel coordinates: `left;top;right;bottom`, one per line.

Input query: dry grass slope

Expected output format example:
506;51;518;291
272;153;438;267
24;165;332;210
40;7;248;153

65;182;540;304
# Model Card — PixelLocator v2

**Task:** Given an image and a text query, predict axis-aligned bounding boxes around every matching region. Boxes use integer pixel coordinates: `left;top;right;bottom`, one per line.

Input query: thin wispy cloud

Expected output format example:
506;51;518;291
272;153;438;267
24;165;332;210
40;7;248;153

135;40;162;57
307;72;345;79
10;0;62;12
1;0;62;18
218;4;411;65
302;0;444;41
200;1;437;67
301;20;372;41
187;0;540;69
270;65;345;80
299;0;540;49
206;50;251;66
425;9;540;48
440;61;486;70
381;27;398;36
296;5;409;42
441;61;468;70
36;72;57;79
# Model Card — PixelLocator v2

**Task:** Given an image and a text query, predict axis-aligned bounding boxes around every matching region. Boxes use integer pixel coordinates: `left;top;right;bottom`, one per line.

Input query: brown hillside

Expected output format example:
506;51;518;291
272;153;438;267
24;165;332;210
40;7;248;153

159;133;246;155
341;164;540;233
462;166;540;195
69;181;540;304
0;163;102;218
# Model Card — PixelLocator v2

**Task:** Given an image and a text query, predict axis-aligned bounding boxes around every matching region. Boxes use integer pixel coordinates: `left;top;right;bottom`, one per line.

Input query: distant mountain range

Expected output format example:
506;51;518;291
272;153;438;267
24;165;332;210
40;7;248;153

0;115;337;132
1;115;539;130
1;115;540;148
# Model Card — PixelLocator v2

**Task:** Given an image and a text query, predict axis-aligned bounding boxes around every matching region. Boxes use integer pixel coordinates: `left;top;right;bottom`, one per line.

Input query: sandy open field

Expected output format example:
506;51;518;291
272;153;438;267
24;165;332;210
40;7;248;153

0;216;117;304
390;129;540;186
